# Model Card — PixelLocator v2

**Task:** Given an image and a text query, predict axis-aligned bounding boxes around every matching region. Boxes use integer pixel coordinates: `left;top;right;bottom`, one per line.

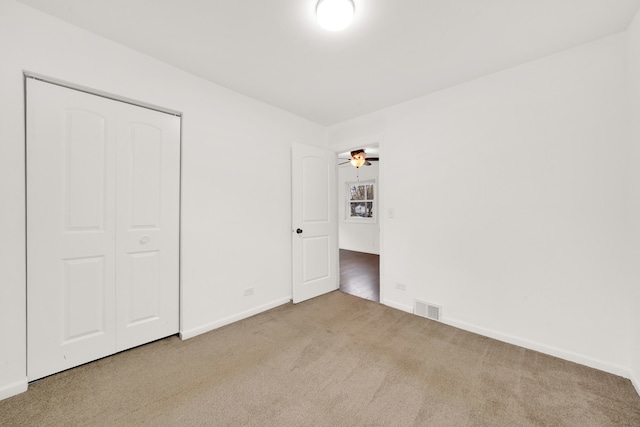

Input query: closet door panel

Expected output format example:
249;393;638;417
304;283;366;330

27;79;117;381
115;107;180;351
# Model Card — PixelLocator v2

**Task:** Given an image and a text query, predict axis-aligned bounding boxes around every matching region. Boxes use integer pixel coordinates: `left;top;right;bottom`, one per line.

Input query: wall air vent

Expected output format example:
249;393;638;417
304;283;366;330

414;300;441;321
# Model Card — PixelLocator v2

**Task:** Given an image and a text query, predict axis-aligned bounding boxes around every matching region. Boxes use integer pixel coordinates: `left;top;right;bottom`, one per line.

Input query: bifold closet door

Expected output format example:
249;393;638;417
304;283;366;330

27;78;180;381
114;96;180;352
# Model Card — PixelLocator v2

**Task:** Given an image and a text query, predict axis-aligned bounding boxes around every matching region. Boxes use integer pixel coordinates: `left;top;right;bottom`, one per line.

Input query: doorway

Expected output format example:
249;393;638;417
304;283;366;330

337;146;381;303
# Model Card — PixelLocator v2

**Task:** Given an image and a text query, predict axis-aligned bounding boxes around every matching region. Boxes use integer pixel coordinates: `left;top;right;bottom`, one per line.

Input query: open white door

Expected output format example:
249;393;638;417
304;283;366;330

292;144;338;303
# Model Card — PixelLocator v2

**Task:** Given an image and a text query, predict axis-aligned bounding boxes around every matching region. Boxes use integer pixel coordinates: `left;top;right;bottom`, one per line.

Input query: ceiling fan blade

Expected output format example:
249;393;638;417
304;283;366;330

366;157;379;161
338;161;350;165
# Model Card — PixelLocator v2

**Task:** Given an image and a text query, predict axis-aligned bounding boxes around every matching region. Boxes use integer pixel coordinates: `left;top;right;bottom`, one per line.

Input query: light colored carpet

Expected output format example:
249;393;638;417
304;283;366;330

1;291;639;426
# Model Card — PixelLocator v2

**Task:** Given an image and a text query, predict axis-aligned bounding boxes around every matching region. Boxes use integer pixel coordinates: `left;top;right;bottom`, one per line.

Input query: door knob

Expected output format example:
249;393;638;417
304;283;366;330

140;236;150;244
296;228;303;234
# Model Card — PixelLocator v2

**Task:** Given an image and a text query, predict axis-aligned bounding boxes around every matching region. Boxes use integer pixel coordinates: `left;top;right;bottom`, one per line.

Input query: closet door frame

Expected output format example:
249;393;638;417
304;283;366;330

25;72;183;380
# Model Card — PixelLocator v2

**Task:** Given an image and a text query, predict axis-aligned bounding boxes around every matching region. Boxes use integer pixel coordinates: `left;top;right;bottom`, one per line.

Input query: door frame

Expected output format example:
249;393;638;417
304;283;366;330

331;137;384;304
23;71;184;371
291;137;385;304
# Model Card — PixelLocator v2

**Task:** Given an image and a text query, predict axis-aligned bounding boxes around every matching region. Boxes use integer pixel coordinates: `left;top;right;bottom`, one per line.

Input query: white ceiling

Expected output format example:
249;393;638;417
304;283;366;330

17;0;640;126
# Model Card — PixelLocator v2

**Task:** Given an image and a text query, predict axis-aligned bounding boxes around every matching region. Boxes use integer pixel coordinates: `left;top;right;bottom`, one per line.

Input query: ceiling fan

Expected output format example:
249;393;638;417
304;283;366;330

339;149;380;168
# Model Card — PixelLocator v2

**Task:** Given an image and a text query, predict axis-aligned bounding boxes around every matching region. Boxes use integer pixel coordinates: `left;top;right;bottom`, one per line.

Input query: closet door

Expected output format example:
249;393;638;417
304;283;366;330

114;98;180;351
27;79;118;380
26;78;180;381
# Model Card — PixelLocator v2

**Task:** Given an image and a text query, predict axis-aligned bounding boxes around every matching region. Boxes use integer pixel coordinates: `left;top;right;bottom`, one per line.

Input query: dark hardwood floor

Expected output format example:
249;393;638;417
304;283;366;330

339;249;380;302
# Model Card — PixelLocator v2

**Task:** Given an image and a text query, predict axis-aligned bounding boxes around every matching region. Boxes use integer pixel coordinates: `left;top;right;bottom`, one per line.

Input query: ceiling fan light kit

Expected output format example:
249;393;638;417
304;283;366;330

316;0;355;31
350;150;366;168
339;149;379;168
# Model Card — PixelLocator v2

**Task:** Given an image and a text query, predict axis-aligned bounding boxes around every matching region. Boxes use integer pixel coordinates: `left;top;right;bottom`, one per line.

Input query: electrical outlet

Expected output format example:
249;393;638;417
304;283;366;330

395;283;406;291
243;287;254;296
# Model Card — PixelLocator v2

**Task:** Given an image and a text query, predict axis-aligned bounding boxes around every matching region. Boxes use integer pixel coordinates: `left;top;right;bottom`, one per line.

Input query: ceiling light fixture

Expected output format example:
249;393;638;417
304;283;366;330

316;0;355;32
349;150;366;168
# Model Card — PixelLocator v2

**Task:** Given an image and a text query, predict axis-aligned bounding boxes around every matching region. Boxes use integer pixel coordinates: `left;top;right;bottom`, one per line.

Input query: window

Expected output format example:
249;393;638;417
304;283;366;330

347;181;375;221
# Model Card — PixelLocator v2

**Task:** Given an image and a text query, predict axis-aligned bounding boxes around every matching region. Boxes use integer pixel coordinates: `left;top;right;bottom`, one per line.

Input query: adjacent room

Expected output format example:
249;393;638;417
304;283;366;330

338;147;380;302
1;0;640;424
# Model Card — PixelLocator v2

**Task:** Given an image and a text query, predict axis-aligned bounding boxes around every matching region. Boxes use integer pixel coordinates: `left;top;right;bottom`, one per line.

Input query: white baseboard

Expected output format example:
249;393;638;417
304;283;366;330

179;297;291;340
0;378;28;401
381;298;413;314
442;317;633;380
381;298;634;381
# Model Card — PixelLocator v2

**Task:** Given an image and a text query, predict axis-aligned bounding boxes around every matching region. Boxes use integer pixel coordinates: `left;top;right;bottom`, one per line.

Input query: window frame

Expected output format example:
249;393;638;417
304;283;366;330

345;180;376;223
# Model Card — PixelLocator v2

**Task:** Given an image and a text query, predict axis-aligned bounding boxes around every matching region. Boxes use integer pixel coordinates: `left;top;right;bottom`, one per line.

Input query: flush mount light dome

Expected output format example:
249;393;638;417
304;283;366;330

316;0;355;31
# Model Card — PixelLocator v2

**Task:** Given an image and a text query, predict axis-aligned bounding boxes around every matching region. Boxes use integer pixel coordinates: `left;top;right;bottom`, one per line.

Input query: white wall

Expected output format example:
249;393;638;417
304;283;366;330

0;0;326;400
3;0;639;402
338;162;380;254
627;7;640;394
330;33;636;379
